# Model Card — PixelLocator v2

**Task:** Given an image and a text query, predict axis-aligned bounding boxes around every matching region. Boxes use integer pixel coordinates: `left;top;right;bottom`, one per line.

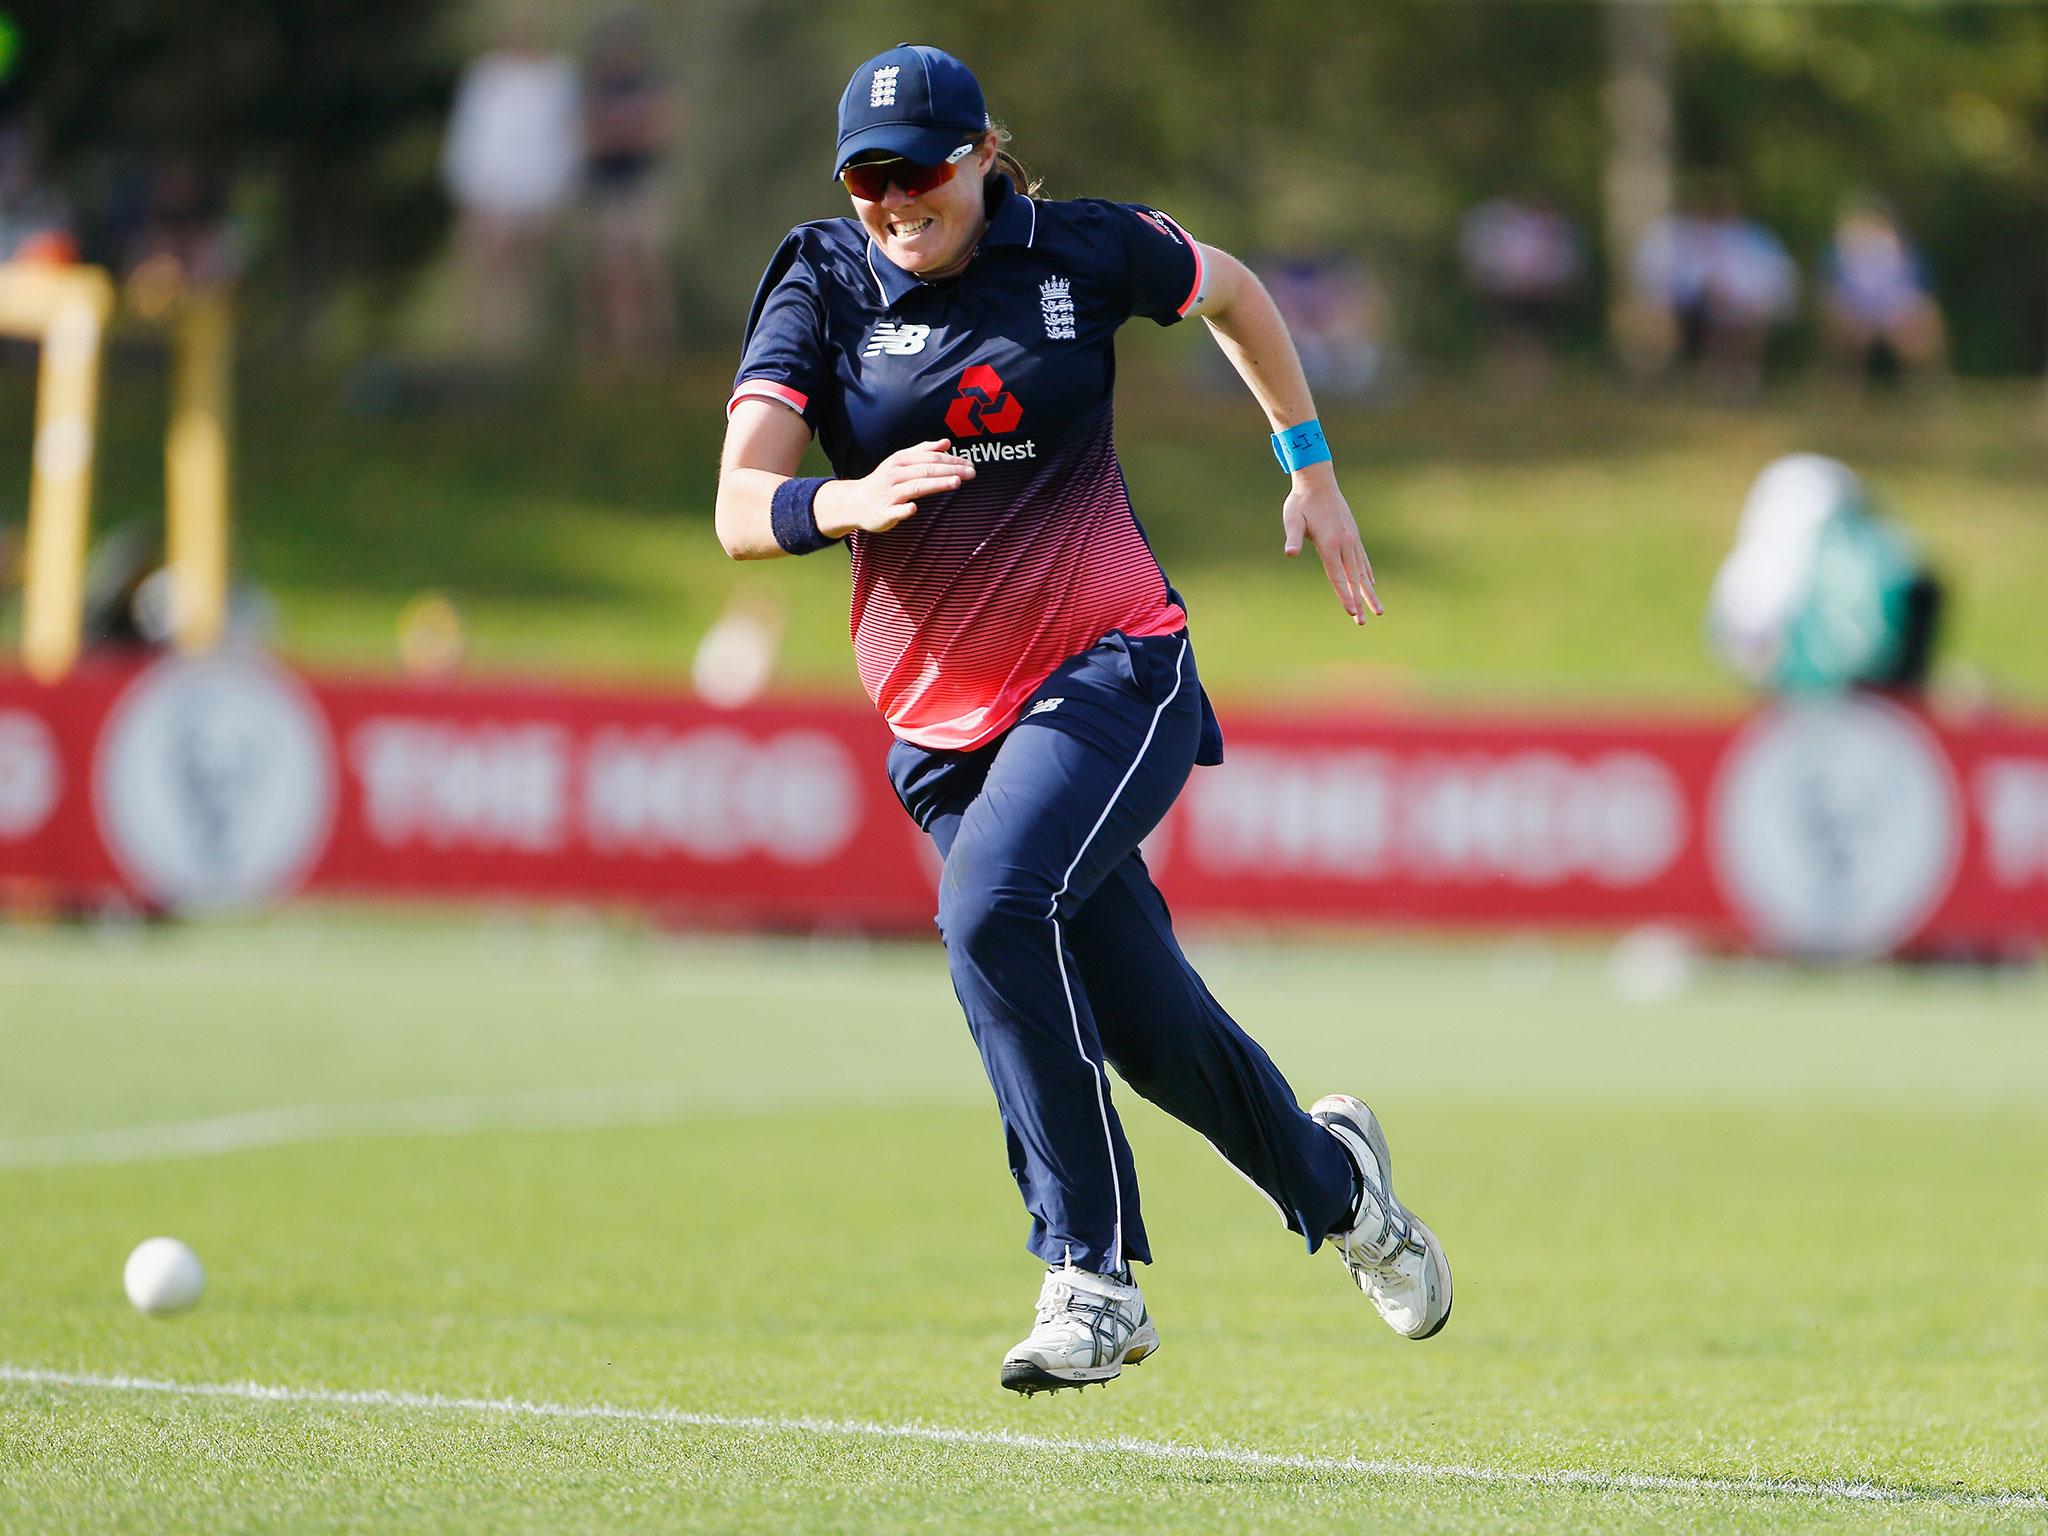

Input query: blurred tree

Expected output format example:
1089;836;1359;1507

791;0;1610;360
697;0;2048;376
9;0;2047;375
1605;0;1676;379
13;0;454;330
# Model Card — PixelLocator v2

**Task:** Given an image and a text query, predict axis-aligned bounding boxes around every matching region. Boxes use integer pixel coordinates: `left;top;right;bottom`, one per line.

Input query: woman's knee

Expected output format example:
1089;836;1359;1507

937;872;1048;962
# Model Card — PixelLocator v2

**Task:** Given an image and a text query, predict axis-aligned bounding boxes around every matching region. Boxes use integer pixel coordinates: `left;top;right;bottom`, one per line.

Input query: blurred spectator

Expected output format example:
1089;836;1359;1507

580;7;676;368
442;20;581;362
79;525;162;655
397;591;466;677
78;524;279;657
1263;253;1392;399
0;128;76;264
1707;454;1942;696
1630;186;1798;398
1458;193;1583;394
1818;198;1947;394
691;588;784;708
115;157;241;303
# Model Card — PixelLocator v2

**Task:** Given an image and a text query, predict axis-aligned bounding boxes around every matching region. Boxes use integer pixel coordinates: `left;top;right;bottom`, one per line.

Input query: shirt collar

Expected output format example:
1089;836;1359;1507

983;177;1036;249
864;178;1037;309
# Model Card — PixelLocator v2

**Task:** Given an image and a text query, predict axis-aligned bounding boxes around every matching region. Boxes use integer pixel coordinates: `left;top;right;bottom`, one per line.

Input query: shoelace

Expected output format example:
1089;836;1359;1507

1034;1279;1071;1321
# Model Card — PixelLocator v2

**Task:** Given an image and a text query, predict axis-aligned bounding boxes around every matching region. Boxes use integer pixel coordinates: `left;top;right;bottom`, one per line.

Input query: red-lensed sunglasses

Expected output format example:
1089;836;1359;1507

839;141;978;202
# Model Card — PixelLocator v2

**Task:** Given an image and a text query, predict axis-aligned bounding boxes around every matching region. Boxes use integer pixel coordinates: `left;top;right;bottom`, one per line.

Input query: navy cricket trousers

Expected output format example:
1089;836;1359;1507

886;629;1356;1275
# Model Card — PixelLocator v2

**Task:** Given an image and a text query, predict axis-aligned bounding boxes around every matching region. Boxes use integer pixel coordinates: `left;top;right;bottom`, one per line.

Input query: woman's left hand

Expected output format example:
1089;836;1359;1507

1281;466;1382;623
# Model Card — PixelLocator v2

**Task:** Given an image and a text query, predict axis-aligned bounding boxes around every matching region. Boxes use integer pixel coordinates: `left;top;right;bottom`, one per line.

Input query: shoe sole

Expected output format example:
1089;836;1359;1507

1000;1327;1160;1395
1312;1093;1454;1341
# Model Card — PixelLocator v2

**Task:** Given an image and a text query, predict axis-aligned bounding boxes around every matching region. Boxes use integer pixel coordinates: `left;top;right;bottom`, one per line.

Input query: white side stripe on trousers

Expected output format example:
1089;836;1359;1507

1045;636;1189;1277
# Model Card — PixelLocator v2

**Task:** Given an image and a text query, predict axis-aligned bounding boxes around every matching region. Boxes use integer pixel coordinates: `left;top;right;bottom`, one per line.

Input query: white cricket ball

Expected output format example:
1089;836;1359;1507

124;1236;204;1316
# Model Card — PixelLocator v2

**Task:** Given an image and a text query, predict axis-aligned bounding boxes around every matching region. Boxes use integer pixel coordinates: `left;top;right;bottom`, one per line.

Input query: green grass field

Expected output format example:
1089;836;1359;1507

3;914;2044;1532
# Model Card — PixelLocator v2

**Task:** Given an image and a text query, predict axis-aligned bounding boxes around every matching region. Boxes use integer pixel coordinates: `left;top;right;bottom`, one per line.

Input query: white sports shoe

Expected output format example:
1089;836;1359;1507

1000;1263;1160;1394
1311;1093;1453;1340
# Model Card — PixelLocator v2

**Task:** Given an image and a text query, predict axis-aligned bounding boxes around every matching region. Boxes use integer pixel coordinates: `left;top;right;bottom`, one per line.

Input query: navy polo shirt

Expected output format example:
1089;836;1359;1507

729;178;1211;751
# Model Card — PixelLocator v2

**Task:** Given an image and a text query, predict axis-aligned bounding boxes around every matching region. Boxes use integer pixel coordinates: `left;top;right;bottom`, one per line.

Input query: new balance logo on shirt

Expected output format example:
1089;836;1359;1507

864;323;931;357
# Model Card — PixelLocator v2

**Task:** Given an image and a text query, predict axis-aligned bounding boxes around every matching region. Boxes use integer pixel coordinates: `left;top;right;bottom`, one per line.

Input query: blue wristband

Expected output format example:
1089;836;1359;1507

770;476;840;556
1270;419;1333;474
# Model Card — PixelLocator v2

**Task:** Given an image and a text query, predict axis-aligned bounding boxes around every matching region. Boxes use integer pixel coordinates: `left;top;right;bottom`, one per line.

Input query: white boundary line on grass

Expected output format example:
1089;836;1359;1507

0;1080;961;1171
0;1086;732;1169
4;1365;2043;1513
0;945;924;999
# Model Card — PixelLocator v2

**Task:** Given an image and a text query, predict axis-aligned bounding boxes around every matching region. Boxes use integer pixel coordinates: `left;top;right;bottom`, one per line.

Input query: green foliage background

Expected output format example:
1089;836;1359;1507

662;0;2048;371
13;0;2048;371
14;0;451;320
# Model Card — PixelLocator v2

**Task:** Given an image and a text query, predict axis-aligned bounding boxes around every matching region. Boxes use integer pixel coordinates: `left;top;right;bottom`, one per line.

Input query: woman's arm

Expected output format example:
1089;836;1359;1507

1188;246;1383;622
715;401;976;559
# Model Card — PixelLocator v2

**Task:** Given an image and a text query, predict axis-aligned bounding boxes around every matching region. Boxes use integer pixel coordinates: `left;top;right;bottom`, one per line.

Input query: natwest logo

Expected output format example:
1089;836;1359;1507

944;363;1023;437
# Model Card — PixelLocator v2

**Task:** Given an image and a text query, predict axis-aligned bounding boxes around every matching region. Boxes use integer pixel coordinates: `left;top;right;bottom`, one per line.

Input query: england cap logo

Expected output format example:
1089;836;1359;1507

833;43;987;179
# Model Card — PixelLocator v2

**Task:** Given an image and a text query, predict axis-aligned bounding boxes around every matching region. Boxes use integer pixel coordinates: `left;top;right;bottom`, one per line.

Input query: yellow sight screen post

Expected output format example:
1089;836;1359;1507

166;292;233;655
3;264;112;682
1;262;232;681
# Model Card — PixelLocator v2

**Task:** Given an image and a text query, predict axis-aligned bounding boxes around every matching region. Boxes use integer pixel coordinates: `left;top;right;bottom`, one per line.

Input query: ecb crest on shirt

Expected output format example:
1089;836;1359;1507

864;323;931;358
1039;277;1076;341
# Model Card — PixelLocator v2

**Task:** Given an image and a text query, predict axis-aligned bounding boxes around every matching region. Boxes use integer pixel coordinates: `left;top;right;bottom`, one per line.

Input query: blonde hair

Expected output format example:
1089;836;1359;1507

983;118;1041;197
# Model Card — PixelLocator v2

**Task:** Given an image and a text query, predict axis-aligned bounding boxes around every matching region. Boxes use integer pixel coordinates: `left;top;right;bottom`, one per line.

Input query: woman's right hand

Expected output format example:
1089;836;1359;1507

814;440;975;538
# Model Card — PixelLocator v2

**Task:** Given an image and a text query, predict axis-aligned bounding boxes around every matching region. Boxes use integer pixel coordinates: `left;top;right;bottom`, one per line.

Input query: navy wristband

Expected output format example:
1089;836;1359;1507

1270;419;1333;474
770;476;839;555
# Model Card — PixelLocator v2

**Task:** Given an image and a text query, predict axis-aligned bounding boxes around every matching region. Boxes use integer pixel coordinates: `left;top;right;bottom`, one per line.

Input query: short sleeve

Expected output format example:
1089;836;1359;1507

729;232;830;426
1115;205;1207;326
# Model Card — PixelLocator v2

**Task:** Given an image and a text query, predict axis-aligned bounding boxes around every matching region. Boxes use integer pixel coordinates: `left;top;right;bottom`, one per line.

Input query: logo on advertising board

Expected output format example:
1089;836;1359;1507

582;727;861;864
1710;697;1961;958
0;711;60;840
1183;747;1687;889
95;655;337;911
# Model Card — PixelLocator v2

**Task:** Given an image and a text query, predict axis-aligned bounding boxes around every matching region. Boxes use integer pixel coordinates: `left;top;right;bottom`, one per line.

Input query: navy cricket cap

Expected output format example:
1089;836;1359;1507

833;44;987;178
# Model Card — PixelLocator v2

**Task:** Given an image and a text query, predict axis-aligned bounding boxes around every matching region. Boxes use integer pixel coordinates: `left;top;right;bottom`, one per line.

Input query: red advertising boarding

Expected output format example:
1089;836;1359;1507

0;655;929;930
3;654;2046;958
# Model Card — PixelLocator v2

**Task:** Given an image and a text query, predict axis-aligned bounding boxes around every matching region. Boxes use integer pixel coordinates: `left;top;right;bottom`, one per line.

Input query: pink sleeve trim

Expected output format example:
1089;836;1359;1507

727;379;811;418
1163;215;1207;317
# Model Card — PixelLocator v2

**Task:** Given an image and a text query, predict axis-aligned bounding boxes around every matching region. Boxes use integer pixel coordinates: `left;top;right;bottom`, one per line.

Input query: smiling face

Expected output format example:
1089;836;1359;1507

847;135;998;279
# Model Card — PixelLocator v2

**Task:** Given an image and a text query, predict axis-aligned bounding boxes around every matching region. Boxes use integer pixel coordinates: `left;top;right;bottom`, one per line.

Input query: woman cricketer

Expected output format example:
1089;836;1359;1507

716;44;1451;1394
